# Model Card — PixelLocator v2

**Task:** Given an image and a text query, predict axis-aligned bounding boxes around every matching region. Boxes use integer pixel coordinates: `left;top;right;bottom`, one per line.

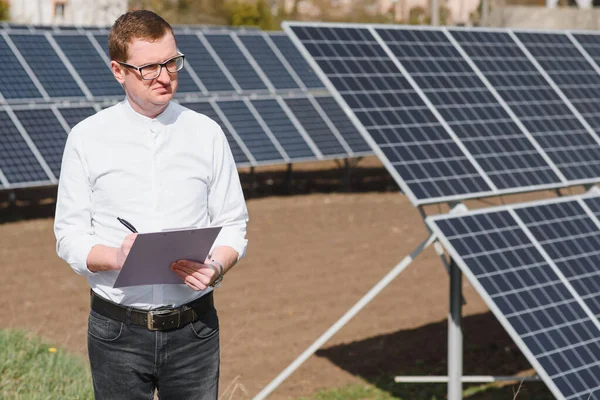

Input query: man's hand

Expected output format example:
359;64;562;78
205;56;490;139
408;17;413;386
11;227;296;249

87;234;138;273
170;260;219;291
116;233;137;269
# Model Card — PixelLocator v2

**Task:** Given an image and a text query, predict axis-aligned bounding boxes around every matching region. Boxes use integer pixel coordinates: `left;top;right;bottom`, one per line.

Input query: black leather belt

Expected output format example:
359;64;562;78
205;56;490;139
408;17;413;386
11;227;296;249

90;290;214;331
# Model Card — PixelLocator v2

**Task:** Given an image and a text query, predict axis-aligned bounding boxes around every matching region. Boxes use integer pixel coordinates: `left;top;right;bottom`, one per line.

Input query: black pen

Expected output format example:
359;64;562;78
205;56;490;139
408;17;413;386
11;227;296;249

117;217;138;233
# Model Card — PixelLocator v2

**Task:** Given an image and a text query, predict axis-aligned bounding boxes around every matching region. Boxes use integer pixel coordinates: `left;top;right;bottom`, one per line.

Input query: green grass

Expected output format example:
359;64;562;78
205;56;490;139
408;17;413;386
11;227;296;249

0;329;93;400
298;379;554;400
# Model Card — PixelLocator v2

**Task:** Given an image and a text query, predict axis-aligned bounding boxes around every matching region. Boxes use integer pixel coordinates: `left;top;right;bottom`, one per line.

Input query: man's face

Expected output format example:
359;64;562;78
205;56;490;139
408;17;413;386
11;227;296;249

112;32;179;114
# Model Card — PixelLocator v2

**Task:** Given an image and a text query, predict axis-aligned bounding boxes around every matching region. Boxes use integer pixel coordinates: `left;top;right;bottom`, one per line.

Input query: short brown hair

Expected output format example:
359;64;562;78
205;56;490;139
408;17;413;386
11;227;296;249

108;10;174;62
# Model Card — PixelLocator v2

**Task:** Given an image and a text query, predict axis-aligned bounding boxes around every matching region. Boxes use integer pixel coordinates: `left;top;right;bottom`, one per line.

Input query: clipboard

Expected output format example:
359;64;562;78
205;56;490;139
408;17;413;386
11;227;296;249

113;226;222;288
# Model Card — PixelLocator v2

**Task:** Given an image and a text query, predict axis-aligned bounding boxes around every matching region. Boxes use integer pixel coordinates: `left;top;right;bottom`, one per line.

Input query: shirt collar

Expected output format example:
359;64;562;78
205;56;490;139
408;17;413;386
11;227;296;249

121;98;176;129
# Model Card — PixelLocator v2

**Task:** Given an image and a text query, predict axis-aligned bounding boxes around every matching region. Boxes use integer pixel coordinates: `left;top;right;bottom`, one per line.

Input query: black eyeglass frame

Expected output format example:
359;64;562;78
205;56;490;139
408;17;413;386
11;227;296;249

117;54;186;80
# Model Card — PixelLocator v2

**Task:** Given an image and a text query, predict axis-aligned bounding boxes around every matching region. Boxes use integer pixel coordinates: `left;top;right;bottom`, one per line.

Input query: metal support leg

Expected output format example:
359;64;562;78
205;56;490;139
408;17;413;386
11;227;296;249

448;259;463;400
343;158;351;192
249;167;256;198
285;163;293;194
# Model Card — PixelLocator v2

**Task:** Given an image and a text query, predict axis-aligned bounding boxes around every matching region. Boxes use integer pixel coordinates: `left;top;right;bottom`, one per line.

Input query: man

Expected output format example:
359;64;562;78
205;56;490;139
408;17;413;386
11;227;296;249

54;10;248;400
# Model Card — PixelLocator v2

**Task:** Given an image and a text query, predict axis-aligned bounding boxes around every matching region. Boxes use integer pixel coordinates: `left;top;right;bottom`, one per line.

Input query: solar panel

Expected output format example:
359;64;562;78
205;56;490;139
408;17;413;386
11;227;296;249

250;98;316;160
283;24;492;202
376;27;561;189
451;30;600;183
0;111;50;184
237;34;300;90
428;194;600;400
14;109;67;177
216;100;284;163
0;35;43;100
58;107;97;128
269;34;325;89
10;34;85;98
53;35;122;97
312;95;372;155
177;34;235;92
204;34;268;91
178;101;250;165
516;32;600;145
284;96;350;158
515;200;600;319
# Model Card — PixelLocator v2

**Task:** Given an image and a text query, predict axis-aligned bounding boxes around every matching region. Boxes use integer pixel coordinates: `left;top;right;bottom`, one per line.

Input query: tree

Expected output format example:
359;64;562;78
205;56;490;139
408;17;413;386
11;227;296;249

408;6;427;24
225;0;276;30
0;0;9;21
226;1;260;27
256;0;275;30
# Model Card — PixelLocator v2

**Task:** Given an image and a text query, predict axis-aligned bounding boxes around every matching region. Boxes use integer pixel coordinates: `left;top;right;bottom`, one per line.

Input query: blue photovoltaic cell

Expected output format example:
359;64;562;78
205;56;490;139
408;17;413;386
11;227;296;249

313;96;371;155
93;34;109;56
0;35;43;100
10;34;85;98
204;34;268;91
287;25;490;201
216;100;283;163
58;107;96;128
515;200;600;319
250;99;315;159
430;206;600;400
238;35;300;90
14;109;67;177
572;33;600;66
0;111;49;184
451;30;600;182
32;25;54;31
6;24;31;30
583;195;600;221
269;34;325;89
53;35;123;97
178;101;249;165
284;96;348;157
377;28;560;189
174;64;202;95
516;32;600;144
176;34;235;92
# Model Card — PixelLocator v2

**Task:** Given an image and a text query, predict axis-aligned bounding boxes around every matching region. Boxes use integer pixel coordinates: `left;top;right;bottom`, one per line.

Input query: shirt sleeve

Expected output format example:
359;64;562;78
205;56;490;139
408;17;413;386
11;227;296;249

207;127;249;261
54;128;103;276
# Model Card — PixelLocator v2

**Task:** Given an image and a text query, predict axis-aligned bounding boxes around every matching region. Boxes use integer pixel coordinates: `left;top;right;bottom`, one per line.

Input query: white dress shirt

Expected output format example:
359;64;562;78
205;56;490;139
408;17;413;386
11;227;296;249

54;99;248;309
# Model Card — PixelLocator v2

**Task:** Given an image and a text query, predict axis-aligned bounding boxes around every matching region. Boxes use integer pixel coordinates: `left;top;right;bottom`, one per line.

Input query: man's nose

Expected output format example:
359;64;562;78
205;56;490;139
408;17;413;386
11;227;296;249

156;65;171;84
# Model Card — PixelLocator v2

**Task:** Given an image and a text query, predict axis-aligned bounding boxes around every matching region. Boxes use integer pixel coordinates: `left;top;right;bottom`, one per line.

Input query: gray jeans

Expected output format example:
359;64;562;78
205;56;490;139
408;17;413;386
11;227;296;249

87;307;220;400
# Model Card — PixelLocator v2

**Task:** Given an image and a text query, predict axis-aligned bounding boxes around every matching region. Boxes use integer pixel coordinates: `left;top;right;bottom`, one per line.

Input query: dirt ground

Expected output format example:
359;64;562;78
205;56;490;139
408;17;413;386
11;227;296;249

0;157;577;399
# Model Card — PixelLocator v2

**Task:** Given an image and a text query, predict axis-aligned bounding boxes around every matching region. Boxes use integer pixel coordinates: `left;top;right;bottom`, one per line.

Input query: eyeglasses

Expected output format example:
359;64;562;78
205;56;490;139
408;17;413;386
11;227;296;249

118;54;185;80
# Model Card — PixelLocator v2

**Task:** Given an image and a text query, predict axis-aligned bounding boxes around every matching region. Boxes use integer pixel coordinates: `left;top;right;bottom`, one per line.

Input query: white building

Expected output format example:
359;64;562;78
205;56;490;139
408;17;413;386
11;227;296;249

7;0;128;26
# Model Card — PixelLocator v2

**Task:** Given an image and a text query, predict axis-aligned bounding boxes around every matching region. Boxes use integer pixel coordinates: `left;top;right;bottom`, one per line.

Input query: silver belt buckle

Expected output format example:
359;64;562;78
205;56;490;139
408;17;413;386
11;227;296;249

147;309;180;331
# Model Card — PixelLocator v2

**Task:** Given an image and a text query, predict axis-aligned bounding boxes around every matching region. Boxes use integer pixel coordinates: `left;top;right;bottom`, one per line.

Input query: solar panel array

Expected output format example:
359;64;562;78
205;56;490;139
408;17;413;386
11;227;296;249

0;25;371;190
428;192;600;400
283;23;600;206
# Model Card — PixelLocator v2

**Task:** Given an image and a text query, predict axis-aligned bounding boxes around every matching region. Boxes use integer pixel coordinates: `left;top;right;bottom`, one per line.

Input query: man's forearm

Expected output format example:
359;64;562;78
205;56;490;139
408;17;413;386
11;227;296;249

87;245;119;273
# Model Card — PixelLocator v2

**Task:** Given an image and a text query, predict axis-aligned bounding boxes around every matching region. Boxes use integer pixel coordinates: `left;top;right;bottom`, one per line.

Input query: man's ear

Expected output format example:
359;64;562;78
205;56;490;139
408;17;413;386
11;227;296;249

110;60;126;85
